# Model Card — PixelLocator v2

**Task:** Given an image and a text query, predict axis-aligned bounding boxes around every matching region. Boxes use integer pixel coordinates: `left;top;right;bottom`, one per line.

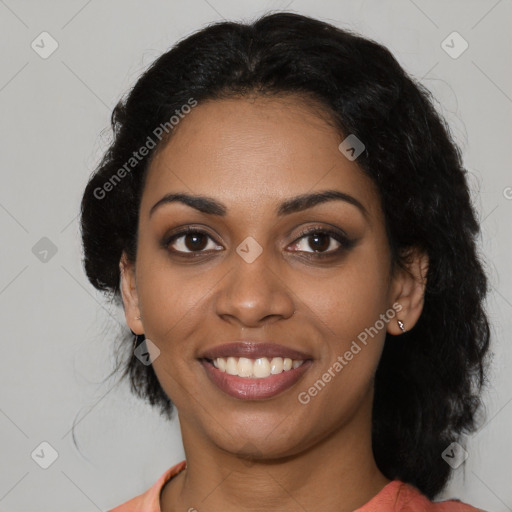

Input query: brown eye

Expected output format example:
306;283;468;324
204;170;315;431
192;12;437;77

289;227;356;258
164;228;223;254
182;232;208;251
305;232;332;252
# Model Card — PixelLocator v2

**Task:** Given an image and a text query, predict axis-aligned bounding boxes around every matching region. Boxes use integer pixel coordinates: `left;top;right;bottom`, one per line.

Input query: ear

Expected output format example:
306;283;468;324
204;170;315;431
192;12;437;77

119;251;144;335
387;247;429;335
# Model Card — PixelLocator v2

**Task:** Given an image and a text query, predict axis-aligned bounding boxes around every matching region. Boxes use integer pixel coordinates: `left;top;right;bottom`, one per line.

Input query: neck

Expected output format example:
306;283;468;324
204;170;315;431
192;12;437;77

161;399;391;512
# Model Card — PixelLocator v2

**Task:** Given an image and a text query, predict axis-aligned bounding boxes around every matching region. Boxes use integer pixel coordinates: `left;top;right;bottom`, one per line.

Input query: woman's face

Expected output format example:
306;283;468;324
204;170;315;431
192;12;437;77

121;94;416;459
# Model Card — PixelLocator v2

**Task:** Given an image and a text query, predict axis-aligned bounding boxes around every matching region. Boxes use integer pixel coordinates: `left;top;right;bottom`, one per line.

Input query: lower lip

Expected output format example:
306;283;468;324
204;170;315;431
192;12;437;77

201;359;313;400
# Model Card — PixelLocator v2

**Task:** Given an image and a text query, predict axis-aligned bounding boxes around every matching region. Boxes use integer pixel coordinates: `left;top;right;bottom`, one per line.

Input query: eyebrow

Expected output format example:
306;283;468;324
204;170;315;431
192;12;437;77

149;189;368;219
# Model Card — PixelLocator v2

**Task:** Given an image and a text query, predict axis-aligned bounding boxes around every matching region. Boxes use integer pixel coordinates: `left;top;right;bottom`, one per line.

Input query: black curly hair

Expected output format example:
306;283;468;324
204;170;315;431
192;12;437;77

79;12;491;499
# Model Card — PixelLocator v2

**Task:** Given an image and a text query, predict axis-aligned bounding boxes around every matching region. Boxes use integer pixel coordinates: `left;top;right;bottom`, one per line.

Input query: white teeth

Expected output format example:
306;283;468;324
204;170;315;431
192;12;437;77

237;357;253;377
253;358;271;378
270;357;283;374
226;356;238;375
217;357;226;372
211;356;305;378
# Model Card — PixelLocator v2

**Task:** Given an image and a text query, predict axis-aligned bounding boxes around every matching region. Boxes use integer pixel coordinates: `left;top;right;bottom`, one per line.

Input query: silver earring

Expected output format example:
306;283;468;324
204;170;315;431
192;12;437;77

397;319;406;333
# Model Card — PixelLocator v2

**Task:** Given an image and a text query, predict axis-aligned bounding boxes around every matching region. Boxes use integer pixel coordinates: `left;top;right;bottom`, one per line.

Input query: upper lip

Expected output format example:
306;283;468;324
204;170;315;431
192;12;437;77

199;342;313;361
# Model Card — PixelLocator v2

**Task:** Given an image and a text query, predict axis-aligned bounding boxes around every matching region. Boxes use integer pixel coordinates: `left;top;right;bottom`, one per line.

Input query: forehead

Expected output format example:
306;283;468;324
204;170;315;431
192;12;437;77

141;95;381;221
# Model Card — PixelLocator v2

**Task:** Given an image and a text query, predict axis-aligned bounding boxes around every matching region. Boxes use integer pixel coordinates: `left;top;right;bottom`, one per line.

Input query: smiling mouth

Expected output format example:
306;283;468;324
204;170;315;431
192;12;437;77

205;356;306;378
200;357;313;400
198;341;314;399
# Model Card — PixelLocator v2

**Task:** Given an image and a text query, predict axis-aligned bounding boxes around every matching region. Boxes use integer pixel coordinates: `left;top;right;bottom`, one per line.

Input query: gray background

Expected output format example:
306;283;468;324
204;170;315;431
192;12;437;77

0;0;511;511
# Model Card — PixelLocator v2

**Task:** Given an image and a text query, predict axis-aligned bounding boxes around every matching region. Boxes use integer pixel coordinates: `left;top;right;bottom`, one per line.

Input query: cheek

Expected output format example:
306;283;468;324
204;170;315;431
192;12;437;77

295;252;390;428
297;246;391;345
134;247;211;353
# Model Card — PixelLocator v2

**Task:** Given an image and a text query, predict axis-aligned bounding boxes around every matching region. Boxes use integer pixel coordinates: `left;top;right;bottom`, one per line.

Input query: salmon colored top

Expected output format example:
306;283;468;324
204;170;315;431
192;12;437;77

108;460;485;512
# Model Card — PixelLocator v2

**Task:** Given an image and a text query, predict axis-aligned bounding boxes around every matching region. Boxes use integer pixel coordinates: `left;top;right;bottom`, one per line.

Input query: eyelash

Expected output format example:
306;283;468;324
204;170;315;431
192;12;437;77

162;226;355;260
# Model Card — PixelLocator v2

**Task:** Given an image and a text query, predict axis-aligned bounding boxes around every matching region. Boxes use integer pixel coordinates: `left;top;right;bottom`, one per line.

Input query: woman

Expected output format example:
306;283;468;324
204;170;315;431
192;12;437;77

80;12;490;512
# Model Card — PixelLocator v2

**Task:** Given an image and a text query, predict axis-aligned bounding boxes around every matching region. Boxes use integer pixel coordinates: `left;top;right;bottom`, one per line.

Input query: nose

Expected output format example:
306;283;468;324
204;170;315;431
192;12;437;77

214;242;295;328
